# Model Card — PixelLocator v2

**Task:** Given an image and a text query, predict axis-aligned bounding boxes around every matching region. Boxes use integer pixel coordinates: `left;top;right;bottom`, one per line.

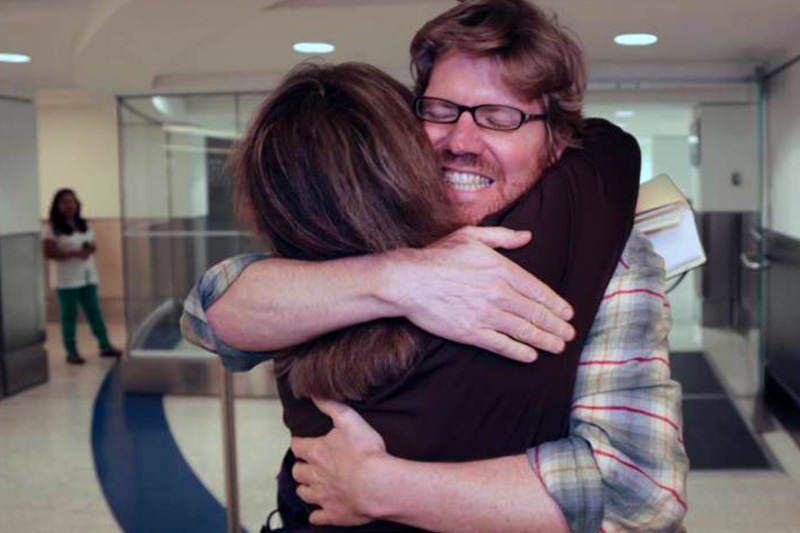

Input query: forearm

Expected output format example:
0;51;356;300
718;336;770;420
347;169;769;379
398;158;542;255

189;228;572;362
364;454;568;533
206;254;398;352
47;251;74;260
44;247;78;261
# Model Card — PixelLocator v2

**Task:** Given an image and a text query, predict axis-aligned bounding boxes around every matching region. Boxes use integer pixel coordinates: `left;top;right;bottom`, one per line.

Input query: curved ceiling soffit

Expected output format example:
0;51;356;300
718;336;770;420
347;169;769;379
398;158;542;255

73;0;282;94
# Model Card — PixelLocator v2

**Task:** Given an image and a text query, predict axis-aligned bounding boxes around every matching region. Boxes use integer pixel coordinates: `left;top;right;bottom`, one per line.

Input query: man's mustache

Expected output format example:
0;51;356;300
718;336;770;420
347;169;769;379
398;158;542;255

437;150;501;178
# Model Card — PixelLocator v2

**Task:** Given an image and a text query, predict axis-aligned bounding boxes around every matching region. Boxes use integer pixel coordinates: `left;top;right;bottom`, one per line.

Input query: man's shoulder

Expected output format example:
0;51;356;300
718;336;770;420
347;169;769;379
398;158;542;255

611;229;666;283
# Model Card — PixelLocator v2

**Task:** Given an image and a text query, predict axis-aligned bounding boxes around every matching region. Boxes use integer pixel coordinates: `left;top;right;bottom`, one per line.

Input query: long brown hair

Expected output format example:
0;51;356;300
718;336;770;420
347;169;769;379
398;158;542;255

232;62;460;400
410;0;586;164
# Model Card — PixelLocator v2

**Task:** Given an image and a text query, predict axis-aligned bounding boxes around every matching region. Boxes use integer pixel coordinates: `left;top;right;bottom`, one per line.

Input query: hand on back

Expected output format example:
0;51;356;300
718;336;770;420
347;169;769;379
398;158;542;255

383;226;575;362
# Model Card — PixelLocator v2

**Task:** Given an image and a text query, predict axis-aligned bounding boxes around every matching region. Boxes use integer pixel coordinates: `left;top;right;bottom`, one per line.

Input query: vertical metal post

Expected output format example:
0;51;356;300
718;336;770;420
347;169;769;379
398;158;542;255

755;66;768;387
220;364;240;533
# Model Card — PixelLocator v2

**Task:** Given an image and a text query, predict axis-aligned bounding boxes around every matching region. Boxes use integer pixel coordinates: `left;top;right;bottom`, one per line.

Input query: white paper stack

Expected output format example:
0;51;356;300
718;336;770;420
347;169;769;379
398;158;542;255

635;174;707;279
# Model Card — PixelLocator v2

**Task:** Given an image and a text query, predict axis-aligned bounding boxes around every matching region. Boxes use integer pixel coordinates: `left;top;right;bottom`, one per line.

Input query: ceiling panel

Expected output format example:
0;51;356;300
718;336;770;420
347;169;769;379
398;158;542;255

0;0;797;95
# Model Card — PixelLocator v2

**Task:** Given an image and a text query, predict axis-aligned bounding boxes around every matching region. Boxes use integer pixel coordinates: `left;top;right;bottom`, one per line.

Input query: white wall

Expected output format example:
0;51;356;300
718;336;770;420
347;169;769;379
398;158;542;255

768;60;800;239
652;136;693;201
695;103;759;213
35;91;120;219
0;98;40;236
651;135;700;326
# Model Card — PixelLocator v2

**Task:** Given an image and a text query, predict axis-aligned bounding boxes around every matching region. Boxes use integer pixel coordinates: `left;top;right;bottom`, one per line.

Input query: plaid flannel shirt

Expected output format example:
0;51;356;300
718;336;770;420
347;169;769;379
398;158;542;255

181;230;689;532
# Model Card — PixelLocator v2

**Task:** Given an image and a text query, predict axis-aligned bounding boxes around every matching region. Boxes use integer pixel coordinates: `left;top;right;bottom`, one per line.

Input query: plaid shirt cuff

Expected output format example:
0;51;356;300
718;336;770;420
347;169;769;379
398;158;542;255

180;253;273;371
528;438;604;533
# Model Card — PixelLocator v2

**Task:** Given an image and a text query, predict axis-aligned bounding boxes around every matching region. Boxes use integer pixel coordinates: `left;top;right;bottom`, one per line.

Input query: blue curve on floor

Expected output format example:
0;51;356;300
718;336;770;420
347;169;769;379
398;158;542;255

91;363;247;533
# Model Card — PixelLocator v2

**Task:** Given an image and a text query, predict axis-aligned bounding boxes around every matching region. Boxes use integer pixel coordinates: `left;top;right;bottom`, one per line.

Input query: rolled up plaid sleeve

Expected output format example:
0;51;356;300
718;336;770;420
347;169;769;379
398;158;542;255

528;230;690;532
180;253;274;372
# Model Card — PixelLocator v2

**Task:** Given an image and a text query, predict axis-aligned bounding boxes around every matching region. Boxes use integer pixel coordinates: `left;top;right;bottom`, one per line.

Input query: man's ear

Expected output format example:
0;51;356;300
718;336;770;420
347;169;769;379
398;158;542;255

544;121;566;166
554;141;566;160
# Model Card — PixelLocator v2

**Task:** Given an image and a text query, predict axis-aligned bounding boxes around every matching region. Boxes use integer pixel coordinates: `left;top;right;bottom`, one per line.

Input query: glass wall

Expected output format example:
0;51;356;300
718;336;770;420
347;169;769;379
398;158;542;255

585;83;761;355
118;93;270;394
586;82;779;477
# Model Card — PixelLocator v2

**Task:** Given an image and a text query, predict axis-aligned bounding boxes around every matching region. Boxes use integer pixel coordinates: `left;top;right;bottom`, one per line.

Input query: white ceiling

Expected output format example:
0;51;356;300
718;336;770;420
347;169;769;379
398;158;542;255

1;0;799;98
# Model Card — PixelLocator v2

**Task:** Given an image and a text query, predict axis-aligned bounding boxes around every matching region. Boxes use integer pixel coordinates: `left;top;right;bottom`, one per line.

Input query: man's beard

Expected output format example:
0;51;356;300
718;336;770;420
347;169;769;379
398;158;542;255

437;149;550;225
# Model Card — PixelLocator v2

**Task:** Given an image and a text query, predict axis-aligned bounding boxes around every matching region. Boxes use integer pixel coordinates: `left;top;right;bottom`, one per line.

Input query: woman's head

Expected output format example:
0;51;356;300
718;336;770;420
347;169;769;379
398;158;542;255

232;62;459;261
48;188;87;235
231;63;462;400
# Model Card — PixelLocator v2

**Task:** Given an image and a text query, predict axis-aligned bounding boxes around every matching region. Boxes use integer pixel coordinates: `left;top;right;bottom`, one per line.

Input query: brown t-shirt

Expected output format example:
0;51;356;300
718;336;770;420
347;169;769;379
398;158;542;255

279;119;640;532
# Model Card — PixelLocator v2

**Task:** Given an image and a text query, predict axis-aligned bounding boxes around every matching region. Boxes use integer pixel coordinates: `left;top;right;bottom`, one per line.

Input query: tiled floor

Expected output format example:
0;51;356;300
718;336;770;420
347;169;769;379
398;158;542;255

3;321;800;532
673;324;800;531
0;323;122;533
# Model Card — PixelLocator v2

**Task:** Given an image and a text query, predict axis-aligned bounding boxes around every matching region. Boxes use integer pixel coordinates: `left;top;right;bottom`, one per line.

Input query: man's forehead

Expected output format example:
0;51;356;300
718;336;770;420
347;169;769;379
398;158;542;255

425;51;541;109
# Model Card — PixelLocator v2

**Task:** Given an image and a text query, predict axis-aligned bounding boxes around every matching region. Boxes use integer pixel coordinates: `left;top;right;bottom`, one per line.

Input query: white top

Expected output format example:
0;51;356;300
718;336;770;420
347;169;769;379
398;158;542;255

42;224;100;289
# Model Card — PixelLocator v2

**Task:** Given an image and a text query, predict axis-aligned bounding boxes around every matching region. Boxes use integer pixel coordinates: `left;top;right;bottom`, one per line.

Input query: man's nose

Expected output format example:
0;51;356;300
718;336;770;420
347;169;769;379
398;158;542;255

441;111;485;155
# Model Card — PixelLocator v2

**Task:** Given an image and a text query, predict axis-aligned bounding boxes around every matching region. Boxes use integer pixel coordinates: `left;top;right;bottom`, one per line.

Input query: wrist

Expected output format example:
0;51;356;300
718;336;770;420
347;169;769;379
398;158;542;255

371;248;414;318
355;452;402;520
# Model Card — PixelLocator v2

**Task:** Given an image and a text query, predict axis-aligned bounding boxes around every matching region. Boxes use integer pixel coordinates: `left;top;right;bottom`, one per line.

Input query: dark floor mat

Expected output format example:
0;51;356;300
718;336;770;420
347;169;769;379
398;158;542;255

683;397;772;470
671;351;726;395
764;370;800;450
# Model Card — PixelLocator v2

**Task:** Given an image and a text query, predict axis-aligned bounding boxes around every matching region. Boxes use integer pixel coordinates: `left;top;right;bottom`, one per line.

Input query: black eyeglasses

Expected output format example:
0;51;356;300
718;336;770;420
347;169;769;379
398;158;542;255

413;96;547;131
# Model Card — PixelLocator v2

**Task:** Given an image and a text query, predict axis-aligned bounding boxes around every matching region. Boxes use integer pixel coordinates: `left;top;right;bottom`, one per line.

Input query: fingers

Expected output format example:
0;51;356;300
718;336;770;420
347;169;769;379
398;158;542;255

456;227;574;321
457;226;532;249
475;329;539;362
291;436;313;462
292;460;313;485
489;311;566;354
296;483;320;505
502;292;575;343
500;260;574;321
311;397;351;420
311;397;367;433
445;226;573;322
309;509;332;526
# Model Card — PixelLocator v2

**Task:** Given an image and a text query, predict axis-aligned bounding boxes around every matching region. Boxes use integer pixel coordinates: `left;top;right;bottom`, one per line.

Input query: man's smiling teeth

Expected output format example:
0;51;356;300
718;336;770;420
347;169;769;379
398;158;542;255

445;171;493;191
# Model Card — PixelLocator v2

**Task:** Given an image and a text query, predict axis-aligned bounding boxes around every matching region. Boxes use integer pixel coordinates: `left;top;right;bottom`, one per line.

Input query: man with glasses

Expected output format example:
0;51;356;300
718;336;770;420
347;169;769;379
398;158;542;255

182;1;688;531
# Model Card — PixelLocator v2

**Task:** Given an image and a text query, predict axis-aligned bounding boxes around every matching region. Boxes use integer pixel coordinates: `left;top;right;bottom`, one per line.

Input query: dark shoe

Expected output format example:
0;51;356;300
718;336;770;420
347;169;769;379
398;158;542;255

67;355;86;365
100;346;122;358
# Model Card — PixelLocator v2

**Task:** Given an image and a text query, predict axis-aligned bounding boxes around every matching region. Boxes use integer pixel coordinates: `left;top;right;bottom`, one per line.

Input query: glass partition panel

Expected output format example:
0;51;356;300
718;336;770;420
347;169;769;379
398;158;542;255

118;93;267;366
585;85;760;357
587;83;778;480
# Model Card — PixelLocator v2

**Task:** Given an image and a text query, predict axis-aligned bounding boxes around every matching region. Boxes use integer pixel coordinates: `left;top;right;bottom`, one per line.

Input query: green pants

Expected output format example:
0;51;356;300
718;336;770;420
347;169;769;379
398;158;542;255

56;284;112;358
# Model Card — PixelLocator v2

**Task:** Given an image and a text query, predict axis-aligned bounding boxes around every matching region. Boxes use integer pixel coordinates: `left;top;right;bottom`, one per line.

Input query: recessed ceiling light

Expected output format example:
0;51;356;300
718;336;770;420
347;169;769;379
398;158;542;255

0;53;31;63
293;42;335;54
151;96;171;115
614;33;658;46
688;135;699;145
615;110;636;118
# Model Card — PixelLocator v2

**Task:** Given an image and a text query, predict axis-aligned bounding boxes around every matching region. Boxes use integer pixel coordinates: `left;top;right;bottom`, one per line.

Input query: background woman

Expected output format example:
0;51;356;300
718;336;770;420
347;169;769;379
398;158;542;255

43;188;121;365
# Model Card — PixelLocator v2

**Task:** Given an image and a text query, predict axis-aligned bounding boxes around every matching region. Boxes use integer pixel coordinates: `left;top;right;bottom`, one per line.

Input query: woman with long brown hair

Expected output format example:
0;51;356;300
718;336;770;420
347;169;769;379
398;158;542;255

232;62;638;532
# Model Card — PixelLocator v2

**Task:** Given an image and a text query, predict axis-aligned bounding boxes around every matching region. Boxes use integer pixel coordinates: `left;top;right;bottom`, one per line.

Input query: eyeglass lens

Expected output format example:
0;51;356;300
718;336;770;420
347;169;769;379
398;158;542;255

416;98;524;130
